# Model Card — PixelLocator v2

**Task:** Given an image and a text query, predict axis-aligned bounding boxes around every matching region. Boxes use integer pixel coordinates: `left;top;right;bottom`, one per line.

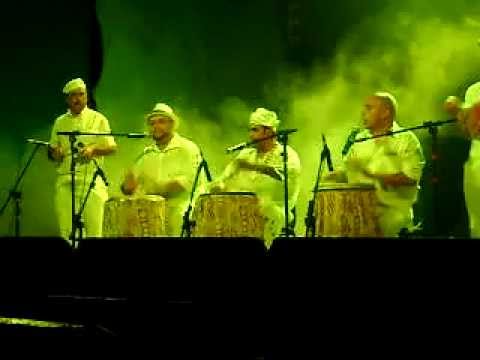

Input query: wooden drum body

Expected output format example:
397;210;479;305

315;183;382;237
192;192;264;238
103;195;167;237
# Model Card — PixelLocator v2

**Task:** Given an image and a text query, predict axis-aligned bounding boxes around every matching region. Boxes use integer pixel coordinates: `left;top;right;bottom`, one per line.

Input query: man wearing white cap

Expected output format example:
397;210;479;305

48;78;117;242
212;108;301;247
121;103;203;236
445;83;480;238
327;92;425;237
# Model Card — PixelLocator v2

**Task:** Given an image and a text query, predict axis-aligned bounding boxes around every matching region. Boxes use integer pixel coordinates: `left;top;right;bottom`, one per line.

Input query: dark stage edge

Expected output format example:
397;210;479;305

0;236;476;344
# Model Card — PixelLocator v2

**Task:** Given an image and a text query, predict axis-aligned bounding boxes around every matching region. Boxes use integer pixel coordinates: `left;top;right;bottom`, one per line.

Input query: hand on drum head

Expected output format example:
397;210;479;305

236;159;256;171
322;170;347;183
208;181;225;194
48;143;65;163
121;170;138;195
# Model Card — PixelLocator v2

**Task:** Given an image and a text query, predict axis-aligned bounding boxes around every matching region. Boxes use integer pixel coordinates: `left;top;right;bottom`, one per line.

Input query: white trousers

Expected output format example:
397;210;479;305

377;206;413;238
464;160;480;238
55;179;108;242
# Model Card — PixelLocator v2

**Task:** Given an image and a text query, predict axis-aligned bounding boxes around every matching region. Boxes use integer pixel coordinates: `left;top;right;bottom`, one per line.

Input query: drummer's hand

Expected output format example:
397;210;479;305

209;181;225;194
79;144;97;161
322;170;347;183
121;170;138;195
48;143;65;162
344;155;364;171
236;159;256;171
366;170;416;187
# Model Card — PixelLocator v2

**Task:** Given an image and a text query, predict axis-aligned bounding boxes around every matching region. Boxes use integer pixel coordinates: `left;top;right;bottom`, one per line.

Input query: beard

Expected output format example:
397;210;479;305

70;102;86;114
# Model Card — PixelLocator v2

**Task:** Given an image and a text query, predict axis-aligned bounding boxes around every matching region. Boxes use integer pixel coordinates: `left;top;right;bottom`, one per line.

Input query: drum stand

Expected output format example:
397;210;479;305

0;142;43;237
181;153;212;238
305;136;333;237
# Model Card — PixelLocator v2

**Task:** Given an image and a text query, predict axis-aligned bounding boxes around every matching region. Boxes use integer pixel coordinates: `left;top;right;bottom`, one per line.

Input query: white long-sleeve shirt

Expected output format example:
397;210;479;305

218;142;301;244
344;122;425;236
464;139;480;238
132;133;203;236
49;107;116;188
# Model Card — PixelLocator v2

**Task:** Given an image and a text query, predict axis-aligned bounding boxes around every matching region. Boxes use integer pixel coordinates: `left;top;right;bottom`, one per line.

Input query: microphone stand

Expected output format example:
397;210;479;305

305;137;333;237
68;133;79;247
227;129;298;238
75;159;109;242
0;143;43;237
181;152;212;238
57;131;148;248
355;119;456;237
278;133;294;237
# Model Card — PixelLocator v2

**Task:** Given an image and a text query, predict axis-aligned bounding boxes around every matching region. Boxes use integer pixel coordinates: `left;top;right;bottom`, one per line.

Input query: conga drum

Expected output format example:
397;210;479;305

192;192;264;238
103;195;167;237
314;183;382;237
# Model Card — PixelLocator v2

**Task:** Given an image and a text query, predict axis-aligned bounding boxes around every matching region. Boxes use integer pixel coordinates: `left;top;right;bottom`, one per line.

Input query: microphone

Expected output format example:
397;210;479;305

199;151;212;182
226;142;249;154
92;158;109;186
127;133;149;138
342;127;361;157
26;139;51;147
77;143;109;185
275;128;298;135
321;134;334;172
203;159;212;182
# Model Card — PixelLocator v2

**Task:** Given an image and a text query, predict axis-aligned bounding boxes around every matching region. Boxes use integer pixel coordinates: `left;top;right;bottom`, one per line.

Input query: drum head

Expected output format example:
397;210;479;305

315;183;375;192
106;195;166;203
201;192;256;197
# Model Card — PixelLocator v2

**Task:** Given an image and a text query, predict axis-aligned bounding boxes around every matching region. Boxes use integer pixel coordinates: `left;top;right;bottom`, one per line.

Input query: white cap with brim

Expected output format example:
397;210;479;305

63;78;86;95
249;108;280;130
146;103;180;129
462;82;480;109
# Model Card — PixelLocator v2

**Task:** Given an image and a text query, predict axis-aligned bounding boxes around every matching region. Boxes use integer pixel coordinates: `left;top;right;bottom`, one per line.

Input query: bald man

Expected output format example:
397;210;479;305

121;103;203;236
445;83;480;238
327;92;425;237
48;78;117;242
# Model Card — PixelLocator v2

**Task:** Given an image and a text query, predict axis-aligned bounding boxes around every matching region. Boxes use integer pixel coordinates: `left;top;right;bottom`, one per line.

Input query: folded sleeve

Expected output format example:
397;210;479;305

97;114;116;148
170;145;202;191
399;134;425;181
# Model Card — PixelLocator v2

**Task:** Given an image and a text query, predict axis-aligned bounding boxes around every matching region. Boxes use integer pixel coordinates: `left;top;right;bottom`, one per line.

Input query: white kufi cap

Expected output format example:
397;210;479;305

63;78;86;94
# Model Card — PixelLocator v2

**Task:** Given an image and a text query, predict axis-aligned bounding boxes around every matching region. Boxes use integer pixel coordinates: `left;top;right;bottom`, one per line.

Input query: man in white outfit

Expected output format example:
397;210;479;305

211;108;301;247
327;92;425;237
48;78;117;242
121;103;203;236
445;83;480;238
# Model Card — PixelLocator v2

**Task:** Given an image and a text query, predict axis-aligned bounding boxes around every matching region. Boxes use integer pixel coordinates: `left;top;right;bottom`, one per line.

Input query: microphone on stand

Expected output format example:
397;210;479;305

199;151;212;182
92;158;109;186
275;128;298;136
226;142;249;154
225;129;299;153
321;134;334;172
76;143;109;185
341;128;361;157
127;133;150;138
26;139;51;147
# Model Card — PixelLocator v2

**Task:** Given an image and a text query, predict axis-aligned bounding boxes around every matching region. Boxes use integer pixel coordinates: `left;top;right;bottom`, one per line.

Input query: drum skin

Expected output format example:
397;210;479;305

103;195;167;237
315;184;382;237
192;192;264;238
